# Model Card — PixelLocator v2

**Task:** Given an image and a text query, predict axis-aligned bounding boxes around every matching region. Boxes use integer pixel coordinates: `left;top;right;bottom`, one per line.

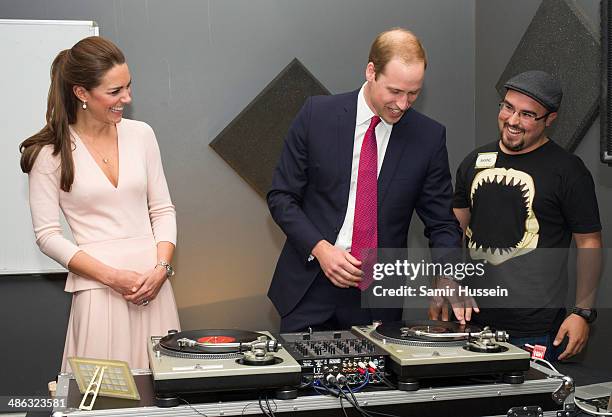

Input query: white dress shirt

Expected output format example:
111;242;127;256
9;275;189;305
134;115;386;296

334;83;392;251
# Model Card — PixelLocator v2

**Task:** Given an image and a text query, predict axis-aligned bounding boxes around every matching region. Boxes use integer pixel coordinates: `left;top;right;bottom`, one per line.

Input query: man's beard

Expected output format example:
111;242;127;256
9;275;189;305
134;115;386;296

500;129;525;151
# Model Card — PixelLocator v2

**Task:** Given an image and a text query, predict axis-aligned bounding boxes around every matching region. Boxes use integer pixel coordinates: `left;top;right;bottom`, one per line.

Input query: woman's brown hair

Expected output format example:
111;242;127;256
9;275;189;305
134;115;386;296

19;36;125;191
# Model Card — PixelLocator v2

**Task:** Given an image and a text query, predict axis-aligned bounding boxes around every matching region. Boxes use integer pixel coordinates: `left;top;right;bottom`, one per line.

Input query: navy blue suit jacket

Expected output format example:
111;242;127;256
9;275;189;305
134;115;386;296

267;89;461;317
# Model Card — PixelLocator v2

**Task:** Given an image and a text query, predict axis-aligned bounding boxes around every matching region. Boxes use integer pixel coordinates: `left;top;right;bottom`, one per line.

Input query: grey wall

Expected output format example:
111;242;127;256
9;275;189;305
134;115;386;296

0;0;476;392
475;0;612;370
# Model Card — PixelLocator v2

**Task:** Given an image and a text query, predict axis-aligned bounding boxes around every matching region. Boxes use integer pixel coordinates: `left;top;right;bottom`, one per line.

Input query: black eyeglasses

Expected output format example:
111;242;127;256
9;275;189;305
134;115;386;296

498;102;550;123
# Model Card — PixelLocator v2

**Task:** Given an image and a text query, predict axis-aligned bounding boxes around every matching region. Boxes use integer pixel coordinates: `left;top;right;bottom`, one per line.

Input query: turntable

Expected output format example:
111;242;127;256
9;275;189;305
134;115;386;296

147;329;302;405
352;320;531;391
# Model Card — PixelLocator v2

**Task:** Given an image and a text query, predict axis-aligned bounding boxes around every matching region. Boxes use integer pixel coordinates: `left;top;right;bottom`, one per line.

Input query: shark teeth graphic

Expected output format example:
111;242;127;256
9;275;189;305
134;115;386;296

467;167;540;265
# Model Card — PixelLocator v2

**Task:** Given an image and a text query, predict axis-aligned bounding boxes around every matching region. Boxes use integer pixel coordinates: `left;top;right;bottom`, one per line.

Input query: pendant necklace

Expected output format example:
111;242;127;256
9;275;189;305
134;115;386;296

73;126;114;164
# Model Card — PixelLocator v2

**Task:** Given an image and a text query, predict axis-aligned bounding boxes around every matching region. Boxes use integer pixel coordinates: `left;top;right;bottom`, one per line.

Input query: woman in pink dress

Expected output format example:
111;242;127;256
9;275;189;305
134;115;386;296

20;36;180;370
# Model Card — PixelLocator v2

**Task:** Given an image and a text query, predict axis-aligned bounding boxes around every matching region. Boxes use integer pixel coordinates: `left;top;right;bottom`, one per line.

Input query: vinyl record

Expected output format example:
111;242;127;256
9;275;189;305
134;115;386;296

375;320;481;343
159;329;269;354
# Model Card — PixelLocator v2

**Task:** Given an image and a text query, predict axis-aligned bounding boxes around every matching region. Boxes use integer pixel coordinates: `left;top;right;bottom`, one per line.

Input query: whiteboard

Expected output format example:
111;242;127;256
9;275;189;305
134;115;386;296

0;20;99;275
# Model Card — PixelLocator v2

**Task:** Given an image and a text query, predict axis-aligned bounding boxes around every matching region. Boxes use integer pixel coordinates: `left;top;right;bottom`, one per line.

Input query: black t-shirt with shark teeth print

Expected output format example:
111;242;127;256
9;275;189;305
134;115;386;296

453;139;601;337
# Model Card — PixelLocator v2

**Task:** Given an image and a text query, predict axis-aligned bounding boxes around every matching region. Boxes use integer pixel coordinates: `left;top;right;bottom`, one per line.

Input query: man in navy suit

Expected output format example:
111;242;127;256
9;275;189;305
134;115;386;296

268;28;464;332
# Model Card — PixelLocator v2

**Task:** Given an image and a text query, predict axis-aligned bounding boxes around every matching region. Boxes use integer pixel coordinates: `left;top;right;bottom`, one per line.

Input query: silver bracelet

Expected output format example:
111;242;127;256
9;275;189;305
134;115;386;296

156;260;175;277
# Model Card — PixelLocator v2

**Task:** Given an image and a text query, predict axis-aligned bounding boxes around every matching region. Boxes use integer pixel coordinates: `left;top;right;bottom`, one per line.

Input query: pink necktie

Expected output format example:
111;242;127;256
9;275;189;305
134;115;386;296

352;116;380;291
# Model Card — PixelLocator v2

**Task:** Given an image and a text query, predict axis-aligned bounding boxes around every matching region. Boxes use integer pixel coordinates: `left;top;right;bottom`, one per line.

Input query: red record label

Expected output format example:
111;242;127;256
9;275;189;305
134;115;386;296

197;335;237;344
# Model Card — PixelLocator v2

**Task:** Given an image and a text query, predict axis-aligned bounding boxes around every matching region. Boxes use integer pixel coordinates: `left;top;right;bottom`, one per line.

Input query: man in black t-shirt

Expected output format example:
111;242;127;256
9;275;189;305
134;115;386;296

438;71;602;361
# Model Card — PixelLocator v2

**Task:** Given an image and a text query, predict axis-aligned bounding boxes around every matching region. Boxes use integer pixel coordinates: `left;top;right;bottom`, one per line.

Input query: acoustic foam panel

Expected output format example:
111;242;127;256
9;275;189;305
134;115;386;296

210;58;330;197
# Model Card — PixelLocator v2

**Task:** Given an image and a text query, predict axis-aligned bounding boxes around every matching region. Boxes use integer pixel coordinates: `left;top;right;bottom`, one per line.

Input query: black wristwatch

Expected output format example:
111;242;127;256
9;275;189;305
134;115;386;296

571;307;597;324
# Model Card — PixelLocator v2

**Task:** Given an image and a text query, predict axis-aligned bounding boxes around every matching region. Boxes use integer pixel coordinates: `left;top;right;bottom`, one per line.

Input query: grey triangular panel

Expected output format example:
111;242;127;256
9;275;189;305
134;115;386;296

210;58;330;197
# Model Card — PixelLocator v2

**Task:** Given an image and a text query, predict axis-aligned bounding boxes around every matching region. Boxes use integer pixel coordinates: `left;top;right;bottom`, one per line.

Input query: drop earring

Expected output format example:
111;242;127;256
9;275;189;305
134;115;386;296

82;101;87;110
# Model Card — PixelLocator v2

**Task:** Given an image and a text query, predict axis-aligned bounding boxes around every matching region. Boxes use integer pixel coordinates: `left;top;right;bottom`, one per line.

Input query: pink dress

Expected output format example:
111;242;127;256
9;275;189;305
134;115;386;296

28;119;180;370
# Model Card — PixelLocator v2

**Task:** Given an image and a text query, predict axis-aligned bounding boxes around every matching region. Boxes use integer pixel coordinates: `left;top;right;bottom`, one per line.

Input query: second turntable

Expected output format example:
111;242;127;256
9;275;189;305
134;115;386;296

352;320;531;391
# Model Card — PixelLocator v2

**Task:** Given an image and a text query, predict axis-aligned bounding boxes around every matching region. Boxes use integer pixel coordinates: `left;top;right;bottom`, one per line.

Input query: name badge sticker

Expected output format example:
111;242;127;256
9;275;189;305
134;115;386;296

475;152;497;169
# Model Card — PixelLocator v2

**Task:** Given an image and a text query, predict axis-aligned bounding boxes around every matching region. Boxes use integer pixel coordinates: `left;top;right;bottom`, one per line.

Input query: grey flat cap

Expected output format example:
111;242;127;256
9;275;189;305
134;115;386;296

504;70;563;112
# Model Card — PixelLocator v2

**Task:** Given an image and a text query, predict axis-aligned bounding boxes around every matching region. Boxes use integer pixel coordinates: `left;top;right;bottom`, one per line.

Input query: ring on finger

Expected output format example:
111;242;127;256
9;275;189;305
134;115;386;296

142;299;149;306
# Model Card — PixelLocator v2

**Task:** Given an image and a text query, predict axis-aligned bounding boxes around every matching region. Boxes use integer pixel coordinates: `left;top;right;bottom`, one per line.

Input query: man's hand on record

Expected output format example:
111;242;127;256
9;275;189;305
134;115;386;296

312;240;363;288
429;277;479;324
450;297;479;324
428;296;450;321
554;314;590;360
